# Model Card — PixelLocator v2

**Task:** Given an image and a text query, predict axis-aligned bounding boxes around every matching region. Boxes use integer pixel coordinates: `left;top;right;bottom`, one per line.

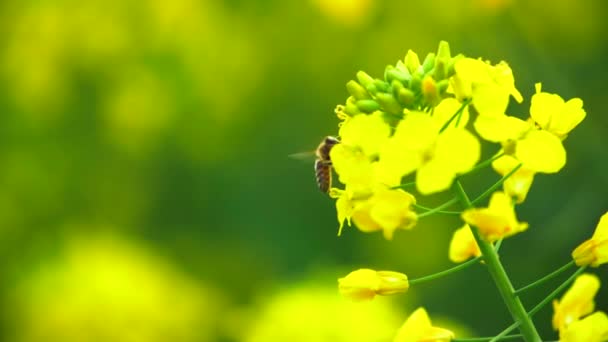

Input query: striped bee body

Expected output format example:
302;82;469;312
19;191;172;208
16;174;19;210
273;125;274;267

314;136;339;193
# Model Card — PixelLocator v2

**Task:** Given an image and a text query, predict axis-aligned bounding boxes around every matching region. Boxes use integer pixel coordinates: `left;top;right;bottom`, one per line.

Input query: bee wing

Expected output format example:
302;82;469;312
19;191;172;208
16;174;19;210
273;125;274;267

288;151;317;161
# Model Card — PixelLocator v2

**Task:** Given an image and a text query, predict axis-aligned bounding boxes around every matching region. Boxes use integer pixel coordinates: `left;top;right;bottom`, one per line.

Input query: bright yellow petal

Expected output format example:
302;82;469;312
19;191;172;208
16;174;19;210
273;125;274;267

461;191;527;242
474;115;529;143
454;58;492;84
368;189;417;240
379;136;423;179
550;98;586;137
330;144;374;187
434;128;480;174
552;273;600;331
492;61;522;103
449;224;481;263
592;212;608;241
393;111;439;151
492;154;535;204
560;311;608;342
416;158;456;195
530;91;563;129
472;82;510;116
394;307;432;342
516;130;566;173
339;112;391;156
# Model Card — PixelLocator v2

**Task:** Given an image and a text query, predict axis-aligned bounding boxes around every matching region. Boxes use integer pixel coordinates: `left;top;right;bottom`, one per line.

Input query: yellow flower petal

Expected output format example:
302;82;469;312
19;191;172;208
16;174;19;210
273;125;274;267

449;224;481;263
416;158;456;195
435;128;480;174
560;311;608;342
552;273;600;332
515;129;566;173
461;191;528;242
393;307;454;342
474;115;530;143
338;269;409;302
472;82;510;116
393;112;440;151
330;144;374;187
339;112;391;156
572;211;608;267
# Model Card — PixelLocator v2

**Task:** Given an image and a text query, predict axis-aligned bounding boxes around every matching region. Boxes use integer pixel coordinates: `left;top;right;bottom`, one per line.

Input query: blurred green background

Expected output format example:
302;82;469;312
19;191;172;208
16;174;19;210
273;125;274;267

0;0;606;341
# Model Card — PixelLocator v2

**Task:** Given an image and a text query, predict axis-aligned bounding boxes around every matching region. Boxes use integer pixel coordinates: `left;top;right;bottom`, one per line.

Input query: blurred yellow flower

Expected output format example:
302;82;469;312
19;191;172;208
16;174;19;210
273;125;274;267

552;273;599;333
338;269;409;301
393;307;455;342
449;224;481;263
572;211;608;267
311;0;375;27
242;283;401;342
560;311;608;342
492;154;535;203
339;112;392;157
530;83;586;139
432;98;470;131
381;112;480;195
11;234;218;342
462;191;528;242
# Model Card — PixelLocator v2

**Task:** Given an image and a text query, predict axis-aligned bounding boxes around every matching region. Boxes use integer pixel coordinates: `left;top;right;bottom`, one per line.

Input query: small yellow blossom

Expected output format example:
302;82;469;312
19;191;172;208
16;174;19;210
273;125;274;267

351;189;418;240
338;269;409;301
552;273;599;332
530;83;586;140
492;154;535;204
560;311;608;342
449;224;481;263
461;191;528;242
381;112;480;195
572;212;608;267
452;58;521;116
394;307;455;342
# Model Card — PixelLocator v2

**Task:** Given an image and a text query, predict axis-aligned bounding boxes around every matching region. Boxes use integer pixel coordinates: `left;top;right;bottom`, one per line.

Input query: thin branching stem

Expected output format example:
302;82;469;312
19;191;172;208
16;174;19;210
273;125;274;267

513;260;576;296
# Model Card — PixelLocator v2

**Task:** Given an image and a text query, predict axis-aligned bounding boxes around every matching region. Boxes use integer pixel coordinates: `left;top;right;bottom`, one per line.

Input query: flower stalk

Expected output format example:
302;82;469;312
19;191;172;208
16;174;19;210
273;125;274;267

453;180;542;342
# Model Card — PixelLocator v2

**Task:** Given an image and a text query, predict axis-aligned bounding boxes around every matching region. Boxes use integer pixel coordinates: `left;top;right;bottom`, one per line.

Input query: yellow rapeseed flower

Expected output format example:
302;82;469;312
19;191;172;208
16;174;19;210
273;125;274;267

338;111;391;156
530;83;586;140
380;112;480;195
449;224;481;263
560;311;608;342
572;211;608;267
492;154;535;204
393;307;455;342
552;273;599;333
452;58;522;116
338;269;409;301
461;191;528;242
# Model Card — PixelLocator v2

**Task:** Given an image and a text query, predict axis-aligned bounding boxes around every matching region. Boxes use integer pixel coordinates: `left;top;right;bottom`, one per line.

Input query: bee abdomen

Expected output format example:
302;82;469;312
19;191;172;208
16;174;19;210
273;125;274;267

315;159;332;193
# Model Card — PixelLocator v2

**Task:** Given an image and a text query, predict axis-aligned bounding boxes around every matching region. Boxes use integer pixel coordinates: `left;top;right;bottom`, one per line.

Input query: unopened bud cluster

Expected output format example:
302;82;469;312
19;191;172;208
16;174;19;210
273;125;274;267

340;41;457;123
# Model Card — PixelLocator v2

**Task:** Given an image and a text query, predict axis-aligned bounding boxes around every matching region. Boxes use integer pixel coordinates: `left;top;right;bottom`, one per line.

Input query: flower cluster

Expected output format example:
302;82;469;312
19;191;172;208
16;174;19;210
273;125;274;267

315;41;607;342
327;41;585;245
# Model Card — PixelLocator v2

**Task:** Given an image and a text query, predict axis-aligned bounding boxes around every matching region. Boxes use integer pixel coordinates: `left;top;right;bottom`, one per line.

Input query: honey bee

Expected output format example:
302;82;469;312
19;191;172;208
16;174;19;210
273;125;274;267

314;136;340;193
290;136;340;193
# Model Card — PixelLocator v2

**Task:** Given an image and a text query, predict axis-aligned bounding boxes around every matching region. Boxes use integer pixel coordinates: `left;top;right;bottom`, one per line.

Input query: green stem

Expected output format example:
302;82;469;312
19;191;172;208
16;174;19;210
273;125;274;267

453;334;523;342
471;164;522;205
413;203;461;215
453;180;541;342
490;266;587;340
527;266;587;317
439;99;471;132
513;260;576;296
409;256;481;286
464;152;505;177
417;197;460;218
415;197;461;218
490;322;521;342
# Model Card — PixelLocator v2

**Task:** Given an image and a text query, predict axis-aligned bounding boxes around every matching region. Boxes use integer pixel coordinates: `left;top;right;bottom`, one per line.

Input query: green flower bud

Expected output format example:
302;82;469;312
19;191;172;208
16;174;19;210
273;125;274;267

386;68;411;85
398;88;416;107
447;54;464;77
375;93;402;115
410;73;422;92
346;80;370;100
344;101;361;115
373;79;390;93
422;53;436;74
437;40;451;60
404;50;421;75
433;57;447;80
366;84;378;95
356;99;380;113
356;71;374;88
